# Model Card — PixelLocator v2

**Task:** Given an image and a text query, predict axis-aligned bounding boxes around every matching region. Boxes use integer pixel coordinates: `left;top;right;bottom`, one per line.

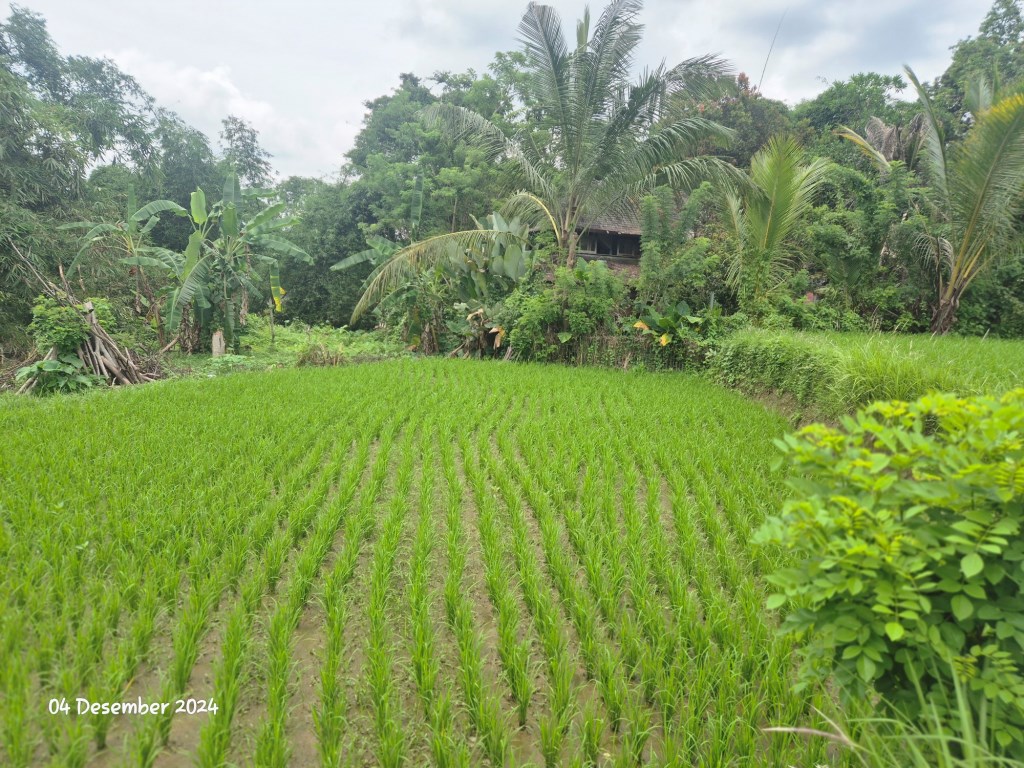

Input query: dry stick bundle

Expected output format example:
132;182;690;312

76;301;157;386
7;238;159;392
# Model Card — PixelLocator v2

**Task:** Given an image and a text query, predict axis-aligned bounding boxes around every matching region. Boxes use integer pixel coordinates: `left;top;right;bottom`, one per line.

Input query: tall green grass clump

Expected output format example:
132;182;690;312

710;329;1024;415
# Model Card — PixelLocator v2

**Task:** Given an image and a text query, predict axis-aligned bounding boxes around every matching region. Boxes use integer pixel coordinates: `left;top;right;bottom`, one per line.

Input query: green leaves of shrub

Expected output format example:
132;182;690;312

15;354;102;395
27;295;90;353
756;389;1024;755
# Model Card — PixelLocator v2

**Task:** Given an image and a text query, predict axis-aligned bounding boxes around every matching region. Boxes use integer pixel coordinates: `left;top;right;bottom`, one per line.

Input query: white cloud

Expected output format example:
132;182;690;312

6;0;994;177
102;48;353;180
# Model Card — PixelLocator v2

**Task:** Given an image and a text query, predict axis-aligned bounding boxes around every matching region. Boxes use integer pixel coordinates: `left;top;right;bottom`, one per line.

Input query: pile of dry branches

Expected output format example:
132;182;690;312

9;239;159;394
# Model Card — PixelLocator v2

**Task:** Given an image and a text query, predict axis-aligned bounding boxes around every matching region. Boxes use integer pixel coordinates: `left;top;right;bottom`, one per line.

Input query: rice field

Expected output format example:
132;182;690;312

1;359;853;767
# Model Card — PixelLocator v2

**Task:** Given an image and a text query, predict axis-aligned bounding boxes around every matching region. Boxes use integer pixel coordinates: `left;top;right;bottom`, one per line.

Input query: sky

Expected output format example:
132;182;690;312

3;0;992;179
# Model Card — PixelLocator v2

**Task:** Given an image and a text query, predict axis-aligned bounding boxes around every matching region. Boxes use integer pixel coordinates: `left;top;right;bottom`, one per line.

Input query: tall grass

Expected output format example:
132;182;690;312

710;329;1024;414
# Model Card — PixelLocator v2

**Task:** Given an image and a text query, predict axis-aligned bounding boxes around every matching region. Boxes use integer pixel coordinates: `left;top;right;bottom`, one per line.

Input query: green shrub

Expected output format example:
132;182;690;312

503;261;625;362
15;354;103;395
756;389;1024;756
27;296;90;353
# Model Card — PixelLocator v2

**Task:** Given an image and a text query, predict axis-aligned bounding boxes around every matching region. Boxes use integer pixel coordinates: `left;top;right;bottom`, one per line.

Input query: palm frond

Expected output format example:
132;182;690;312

665;54;733;103
499;192;560;239
422;103;557;202
914;231;954;275
519;2;571;129
351;228;529;323
723;136;828;302
836;124;892;174
748;135;829;256
905;66;950;207
578;0;644;119
948;91;1024;287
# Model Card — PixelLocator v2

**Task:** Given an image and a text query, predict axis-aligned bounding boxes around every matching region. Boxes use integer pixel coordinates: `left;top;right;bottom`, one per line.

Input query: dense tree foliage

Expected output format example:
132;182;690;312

424;0;735;267
3;0;1024;365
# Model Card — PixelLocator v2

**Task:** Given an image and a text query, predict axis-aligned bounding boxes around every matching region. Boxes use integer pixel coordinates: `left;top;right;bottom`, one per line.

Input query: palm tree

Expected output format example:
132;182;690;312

841;67;1024;334
721;135;829;317
836;114;925;171
349;213;533;323
428;0;735;268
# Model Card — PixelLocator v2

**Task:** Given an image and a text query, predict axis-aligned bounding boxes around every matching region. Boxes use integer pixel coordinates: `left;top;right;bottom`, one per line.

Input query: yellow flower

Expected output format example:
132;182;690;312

659;333;670;346
633;320;649;331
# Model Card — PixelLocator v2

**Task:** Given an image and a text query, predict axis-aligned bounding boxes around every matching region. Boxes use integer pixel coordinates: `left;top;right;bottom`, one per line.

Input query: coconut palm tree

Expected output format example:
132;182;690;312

350;0;736;322
721;135;829;317
430;0;735;266
841;67;1024;334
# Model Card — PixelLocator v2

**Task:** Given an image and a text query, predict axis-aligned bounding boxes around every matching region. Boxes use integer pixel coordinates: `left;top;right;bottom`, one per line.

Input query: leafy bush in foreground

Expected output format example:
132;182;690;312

757;389;1024;755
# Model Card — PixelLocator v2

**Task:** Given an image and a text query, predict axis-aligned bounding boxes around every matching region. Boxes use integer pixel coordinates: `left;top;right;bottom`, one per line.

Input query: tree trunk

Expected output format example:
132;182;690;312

930;293;959;335
211;330;226;356
566;233;577;268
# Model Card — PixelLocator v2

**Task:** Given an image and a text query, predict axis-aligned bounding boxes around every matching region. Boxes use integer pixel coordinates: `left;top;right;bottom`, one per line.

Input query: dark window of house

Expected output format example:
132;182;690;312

616;236;639;257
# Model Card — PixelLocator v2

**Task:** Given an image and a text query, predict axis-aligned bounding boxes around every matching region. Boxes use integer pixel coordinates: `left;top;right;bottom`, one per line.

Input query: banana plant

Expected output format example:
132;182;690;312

70;173;311;352
170;174;313;352
63;187;185;343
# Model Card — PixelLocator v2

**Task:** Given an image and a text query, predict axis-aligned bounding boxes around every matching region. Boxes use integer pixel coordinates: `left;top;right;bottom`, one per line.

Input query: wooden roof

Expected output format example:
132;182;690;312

583;211;642;236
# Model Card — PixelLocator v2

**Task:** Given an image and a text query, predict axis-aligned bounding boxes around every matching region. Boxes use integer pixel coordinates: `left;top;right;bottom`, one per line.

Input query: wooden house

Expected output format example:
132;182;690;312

576;213;642;264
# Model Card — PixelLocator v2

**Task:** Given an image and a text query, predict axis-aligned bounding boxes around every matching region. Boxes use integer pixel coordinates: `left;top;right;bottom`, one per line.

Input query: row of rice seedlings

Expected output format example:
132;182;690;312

537;440;666;758
365;422;419;767
0;369;373;764
84;578;162;752
196;408;380;768
494;420;631;750
574;462;623;632
438;423;513;767
635;414;785;645
537;381;730;761
11;399;287;665
460;428;535;730
482;419;590;767
534;408;672;763
124;425;352;767
307;415;404;766
612;396;764;752
593;401;717;736
607;386;836;764
76;481;269;764
35;411;332;765
251;408;394;768
525;379;726;762
406;432;471;768
620;466;683;722
1;646;33;768
313;575;349;768
311;414;403;767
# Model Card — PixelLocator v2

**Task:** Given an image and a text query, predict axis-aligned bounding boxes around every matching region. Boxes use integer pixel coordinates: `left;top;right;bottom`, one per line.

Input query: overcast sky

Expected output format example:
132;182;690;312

5;0;991;179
